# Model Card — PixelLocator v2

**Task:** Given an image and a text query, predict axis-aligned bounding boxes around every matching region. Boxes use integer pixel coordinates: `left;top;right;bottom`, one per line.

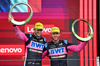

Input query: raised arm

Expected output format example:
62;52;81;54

67;42;87;52
13;25;28;42
8;16;29;42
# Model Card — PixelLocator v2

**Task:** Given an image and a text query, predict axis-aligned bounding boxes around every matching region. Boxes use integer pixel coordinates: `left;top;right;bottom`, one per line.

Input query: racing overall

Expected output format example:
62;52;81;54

42;40;87;66
13;26;46;66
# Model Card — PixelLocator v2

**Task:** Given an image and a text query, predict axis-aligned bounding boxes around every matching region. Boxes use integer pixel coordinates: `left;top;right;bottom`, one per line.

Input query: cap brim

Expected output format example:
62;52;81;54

35;28;43;30
51;32;60;33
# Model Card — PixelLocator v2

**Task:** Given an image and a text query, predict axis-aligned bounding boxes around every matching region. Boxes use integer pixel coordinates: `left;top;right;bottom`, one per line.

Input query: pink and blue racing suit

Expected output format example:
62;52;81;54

42;40;87;66
13;25;46;66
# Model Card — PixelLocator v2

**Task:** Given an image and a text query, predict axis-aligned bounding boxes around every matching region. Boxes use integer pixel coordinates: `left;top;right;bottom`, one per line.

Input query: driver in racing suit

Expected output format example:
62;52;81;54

42;27;89;66
8;17;46;66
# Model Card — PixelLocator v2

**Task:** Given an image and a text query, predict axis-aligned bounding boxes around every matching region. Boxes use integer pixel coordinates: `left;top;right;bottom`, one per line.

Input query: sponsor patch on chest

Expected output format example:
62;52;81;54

49;47;67;56
30;41;44;50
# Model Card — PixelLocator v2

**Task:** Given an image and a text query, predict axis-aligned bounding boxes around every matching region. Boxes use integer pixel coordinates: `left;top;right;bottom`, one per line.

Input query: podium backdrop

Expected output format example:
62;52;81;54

0;0;97;66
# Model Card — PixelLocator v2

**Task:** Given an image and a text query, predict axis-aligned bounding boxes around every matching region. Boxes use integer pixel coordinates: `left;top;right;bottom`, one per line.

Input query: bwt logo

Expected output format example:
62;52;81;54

0;48;22;53
50;48;64;55
25;25;54;34
31;41;44;49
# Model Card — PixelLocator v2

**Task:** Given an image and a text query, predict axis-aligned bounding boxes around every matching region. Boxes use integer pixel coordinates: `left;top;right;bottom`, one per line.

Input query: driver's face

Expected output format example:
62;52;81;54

34;29;43;36
51;32;60;41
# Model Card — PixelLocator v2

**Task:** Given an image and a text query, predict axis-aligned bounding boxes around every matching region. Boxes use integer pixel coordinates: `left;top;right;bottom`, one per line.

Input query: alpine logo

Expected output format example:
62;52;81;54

59;43;63;46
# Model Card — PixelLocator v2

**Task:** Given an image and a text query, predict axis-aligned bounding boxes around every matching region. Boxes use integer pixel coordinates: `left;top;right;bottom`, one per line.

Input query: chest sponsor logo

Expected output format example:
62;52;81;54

31;41;44;50
50;47;64;55
29;49;42;53
51;55;65;58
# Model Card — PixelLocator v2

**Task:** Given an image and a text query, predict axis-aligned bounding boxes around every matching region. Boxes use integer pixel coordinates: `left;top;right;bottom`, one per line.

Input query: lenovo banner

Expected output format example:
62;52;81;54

0;45;24;55
25;25;54;35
